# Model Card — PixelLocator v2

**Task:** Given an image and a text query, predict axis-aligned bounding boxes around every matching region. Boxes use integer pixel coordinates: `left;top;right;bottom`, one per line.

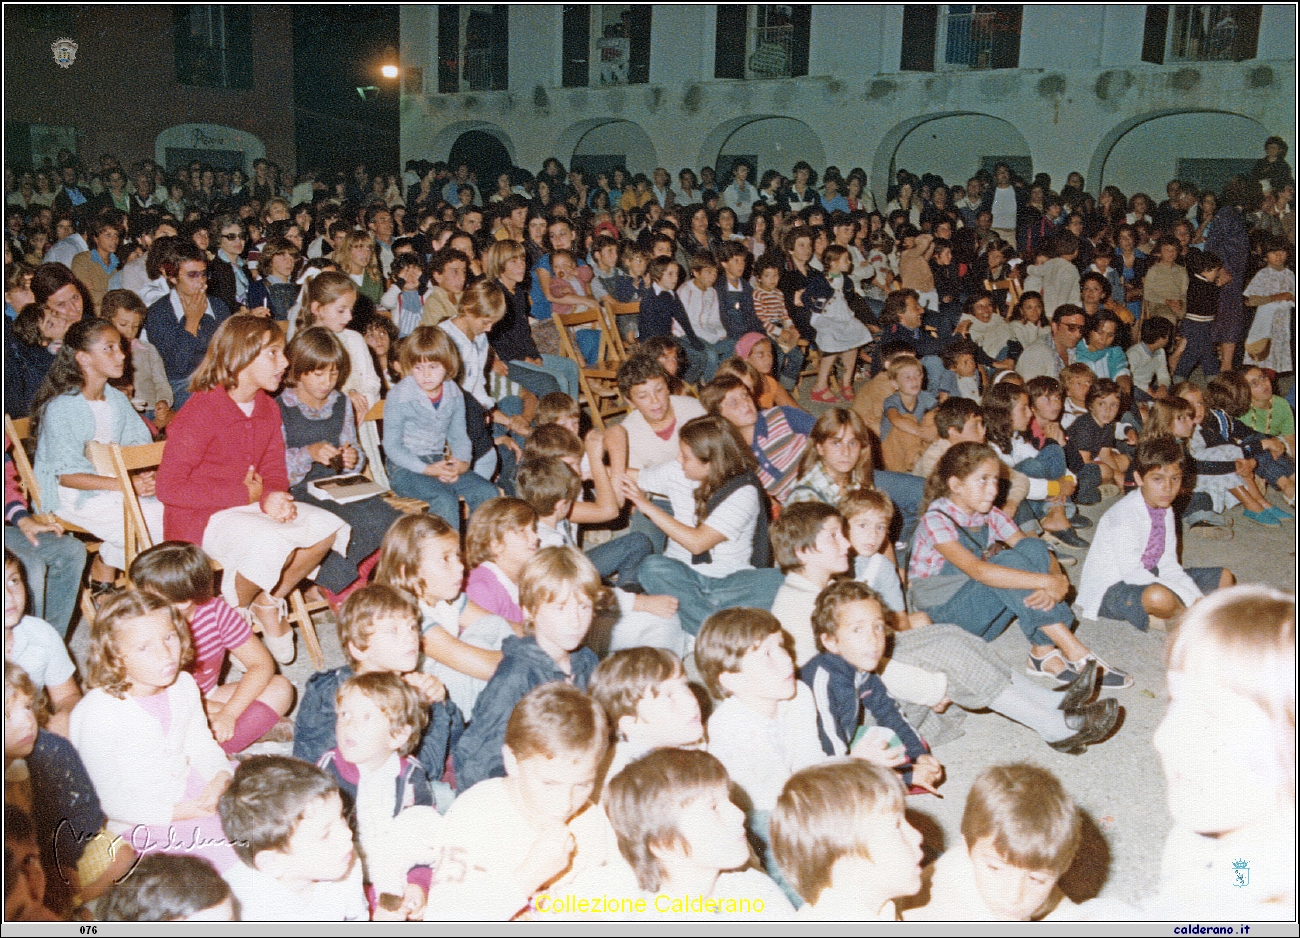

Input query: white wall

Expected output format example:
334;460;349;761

1101;112;1271;196
892;115;1030;188
508;6;558;93
809;6;881;77
1020;6;1106;69
571;120;659;175
648;5;709;85
717;118;826;178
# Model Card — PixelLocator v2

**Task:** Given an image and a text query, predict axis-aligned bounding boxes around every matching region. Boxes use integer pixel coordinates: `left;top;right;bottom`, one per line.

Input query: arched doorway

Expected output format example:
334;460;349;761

705;116;825;186
877;113;1031;198
558;119;658;179
1094;111;1274;198
447;130;513;190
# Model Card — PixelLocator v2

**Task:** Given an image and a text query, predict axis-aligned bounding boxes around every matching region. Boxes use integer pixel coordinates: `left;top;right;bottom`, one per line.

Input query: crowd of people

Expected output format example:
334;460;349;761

3;139;1296;922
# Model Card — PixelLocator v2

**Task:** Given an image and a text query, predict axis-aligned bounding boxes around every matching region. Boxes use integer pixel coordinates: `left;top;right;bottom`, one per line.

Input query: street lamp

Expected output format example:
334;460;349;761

382;63;398;79
381;45;399;80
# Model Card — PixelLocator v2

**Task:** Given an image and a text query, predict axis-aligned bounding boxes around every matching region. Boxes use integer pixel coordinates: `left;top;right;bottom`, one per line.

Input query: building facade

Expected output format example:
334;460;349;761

400;4;1296;200
5;6;295;174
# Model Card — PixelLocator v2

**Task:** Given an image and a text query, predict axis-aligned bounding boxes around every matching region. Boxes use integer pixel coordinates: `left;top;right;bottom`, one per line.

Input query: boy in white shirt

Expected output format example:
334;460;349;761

1078;436;1235;632
218;756;368;921
677;253;730;356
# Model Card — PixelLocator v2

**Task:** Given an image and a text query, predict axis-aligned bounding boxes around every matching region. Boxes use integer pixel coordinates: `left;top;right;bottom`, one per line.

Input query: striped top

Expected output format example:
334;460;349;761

187;597;253;694
752;406;814;504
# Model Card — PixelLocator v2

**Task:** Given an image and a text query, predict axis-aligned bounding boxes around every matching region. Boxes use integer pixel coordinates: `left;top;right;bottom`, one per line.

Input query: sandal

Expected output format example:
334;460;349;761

1026;649;1076;687
89;578;120;610
1071;653;1134;690
810;387;838;404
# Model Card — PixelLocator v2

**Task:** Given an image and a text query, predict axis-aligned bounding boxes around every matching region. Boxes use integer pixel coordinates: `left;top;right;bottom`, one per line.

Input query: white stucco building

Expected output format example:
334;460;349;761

400;4;1296;200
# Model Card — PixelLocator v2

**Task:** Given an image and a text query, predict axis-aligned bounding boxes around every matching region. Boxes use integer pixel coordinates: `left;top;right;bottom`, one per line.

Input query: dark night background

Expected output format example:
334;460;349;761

293;6;400;175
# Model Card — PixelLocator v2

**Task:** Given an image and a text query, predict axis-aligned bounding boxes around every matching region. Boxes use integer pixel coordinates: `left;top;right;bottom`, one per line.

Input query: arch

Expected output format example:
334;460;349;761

871;112;1030;207
428;120;518;168
1089;109;1275;198
447;130;513;189
701;115;825;183
556;118;658;179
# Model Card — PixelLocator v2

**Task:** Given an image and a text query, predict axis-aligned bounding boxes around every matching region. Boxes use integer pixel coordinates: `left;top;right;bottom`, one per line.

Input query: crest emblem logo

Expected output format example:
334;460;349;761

1232;858;1250;888
51;38;78;68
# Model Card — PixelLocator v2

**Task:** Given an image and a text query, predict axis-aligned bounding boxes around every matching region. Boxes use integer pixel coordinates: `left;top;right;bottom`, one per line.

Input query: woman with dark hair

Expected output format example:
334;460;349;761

786;162;817;214
143;241;232;408
1250;136;1295;196
680;205;718;257
5;264;91;416
205;214;259;316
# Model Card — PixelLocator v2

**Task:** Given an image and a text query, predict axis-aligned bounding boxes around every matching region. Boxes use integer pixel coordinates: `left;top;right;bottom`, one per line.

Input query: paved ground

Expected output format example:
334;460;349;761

64;380;1297;911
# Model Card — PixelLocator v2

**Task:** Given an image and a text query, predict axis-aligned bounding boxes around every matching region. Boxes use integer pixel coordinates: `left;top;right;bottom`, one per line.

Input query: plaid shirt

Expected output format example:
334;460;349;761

909;497;1019;580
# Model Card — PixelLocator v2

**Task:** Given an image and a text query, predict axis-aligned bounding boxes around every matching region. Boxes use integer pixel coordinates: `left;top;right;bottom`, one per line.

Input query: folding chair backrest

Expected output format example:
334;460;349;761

553;308;629;430
87;440;165;573
4;414;41;511
600;298;638;362
359;399;389;489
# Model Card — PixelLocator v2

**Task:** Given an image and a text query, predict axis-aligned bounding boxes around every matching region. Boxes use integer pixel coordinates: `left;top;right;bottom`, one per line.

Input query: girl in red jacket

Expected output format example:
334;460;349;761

156;315;347;664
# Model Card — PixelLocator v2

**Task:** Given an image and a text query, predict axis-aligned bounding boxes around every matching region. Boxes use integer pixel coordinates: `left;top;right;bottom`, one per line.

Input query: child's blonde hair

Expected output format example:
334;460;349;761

504;682;608;762
839;486;894;525
4;661;45;723
397;325;461;377
961;764;1081;876
517;546;604;633
1167;585;1295;804
589;646;685;736
1140;397;1195;442
465;497;537;570
604;748;733;892
337;671;428;757
299;270;358;330
375;513;459;601
456;279;507;323
1059;362;1095;392
770;759;907;905
887;354;923;381
694;608;786;700
87;590;194;699
534;392;580;428
337;584;420;669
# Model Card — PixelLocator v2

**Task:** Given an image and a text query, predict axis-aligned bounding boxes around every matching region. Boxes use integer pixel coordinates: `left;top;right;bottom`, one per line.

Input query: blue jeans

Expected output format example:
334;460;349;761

508;356;581;402
925;539;1072;647
1174;319;1219;380
636;556;785;636
775;345;804;390
586;532;653;589
874;470;924;546
681;343;721;385
169;374;192;412
630;498;673;554
4;525;88;638
388;462;498;529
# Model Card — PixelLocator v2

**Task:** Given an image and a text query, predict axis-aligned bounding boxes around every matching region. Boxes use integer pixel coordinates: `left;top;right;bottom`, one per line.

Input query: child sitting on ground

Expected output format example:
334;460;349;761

1127;316;1177;402
129;542;293;754
912;396;988;484
588;646;704;783
1064;377;1130;501
1079;436;1237;632
852;341;914;438
4;551;79;737
317;672;437;920
842;488;932;632
902;763;1082;920
880;355;938;473
1203;372;1296;511
937;339;985;403
219;755;367;921
587;748;794;917
293;585;457;803
463;497;541;626
769;501;854;667
1059;363;1094;430
1175;381;1279;525
429;683;616;920
452;546;603;792
736;333;801;409
374;514;513;718
770;760;923;920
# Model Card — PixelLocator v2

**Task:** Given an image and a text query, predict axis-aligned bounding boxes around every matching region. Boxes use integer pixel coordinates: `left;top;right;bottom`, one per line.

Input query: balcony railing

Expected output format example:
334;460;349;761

747;24;793;79
942;7;998;70
462;47;495;91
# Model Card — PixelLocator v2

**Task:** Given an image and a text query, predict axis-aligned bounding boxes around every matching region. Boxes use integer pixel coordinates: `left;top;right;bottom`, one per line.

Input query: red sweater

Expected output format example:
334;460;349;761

156;388;290;545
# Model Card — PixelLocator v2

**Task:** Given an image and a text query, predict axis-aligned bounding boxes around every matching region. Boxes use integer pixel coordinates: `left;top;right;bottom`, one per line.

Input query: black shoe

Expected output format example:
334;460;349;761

1058;658;1098;711
1069;513;1093;529
1048;698;1120;753
1043;527;1090;550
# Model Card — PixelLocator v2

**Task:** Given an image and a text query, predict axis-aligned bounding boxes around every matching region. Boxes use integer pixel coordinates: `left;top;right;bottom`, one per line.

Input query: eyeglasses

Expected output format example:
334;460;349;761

1059;321;1085;333
182;271;209;280
222;232;244;241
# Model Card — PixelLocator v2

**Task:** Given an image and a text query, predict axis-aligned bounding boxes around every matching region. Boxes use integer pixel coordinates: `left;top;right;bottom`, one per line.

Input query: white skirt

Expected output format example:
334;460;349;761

1243;300;1293;373
202;503;350;606
56;487;164;571
811;290;873;354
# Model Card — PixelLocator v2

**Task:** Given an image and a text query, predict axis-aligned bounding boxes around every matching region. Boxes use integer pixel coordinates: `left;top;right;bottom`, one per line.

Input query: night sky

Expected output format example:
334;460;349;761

293;6;400;176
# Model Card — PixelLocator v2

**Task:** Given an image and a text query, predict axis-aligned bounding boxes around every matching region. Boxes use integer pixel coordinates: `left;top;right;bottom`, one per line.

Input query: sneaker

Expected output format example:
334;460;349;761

1074;654;1134;690
1244;508;1282;527
1042;527;1090;550
1265;505;1295;522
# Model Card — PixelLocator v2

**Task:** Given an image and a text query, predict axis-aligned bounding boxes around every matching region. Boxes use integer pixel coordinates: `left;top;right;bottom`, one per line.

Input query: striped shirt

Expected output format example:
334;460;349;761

187;597;252;694
908;497;1019;580
753;288;793;342
752;407;814;504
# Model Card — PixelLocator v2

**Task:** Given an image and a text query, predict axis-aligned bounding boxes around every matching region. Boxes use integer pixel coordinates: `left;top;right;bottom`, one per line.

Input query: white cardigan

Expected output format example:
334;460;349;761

1077;489;1203;620
69;671;231;830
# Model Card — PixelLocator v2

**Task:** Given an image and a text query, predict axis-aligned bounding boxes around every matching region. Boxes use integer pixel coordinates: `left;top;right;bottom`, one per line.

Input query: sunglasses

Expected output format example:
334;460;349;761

1059;321;1085;333
222;232;245;241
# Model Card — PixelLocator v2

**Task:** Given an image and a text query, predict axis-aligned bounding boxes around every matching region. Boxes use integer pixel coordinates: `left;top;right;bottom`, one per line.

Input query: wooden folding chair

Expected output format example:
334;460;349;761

553;307;630;430
357;400;427;515
599;297;638;363
985;276;1023;306
5;414;101;624
89;440;327;669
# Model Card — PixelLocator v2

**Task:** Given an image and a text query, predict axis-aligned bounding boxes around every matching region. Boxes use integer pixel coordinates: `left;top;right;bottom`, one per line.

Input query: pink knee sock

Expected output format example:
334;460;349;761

221;700;281;754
